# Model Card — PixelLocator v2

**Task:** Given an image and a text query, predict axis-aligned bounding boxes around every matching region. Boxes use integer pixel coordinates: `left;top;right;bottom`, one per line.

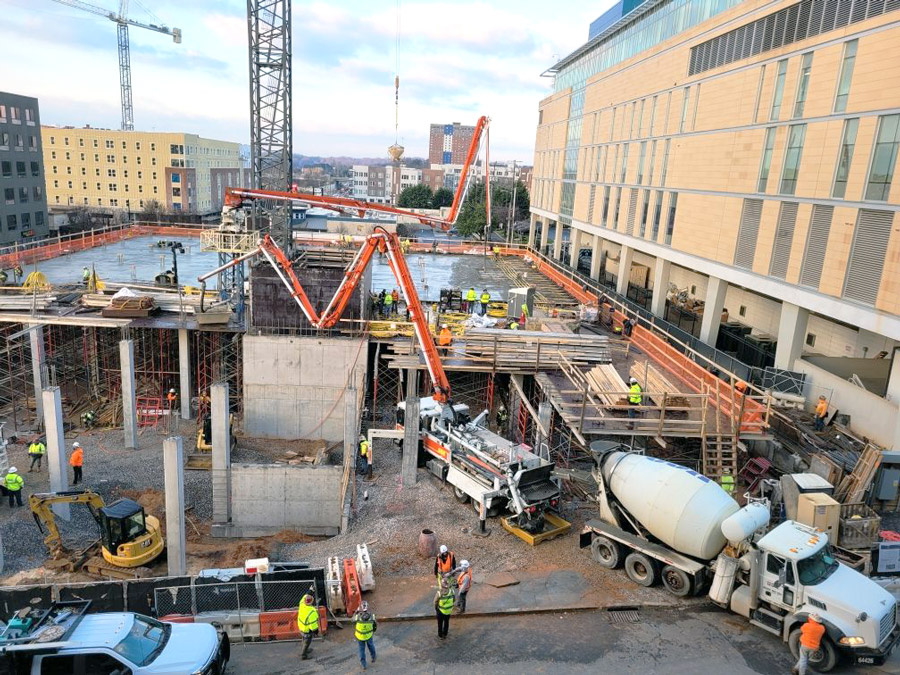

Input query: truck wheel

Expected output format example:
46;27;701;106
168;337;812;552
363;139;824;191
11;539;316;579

624;552;658;587
788;628;838;673
590;536;622;569
453;486;470;503
660;565;693;597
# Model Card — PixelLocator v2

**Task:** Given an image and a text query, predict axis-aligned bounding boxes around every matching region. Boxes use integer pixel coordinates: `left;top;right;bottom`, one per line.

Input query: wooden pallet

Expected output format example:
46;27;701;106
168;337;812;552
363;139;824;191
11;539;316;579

834;442;882;503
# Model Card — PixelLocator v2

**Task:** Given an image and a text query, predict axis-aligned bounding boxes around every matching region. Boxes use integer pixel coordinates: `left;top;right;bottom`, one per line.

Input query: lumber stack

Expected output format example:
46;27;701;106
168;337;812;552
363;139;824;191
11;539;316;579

585;364;629;407
83;292;200;314
0;293;56;310
463;329;611;369
629;362;692;408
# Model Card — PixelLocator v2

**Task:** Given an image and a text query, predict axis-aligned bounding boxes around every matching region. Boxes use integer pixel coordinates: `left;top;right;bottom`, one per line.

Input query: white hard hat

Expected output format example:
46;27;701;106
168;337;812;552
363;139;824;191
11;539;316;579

460;560;470;569
360;601;369;612
72;442;81;448
8;467;16;474
809;613;822;623
169;388;176;393
439;544;448;554
442;324;448;328
629;377;638;384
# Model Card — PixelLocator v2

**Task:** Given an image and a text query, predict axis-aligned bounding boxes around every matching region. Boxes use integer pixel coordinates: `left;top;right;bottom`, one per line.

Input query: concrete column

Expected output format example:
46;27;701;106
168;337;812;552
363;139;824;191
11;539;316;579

568;228;581;269
402;370;419;487
552;222;564;260
774;302;810;370
536;401;552;457
344;383;358;477
211;382;231;524
539;219;550;252
589;235;603;279
29;326;45;422
616;245;634;296
699;276;728;346
163;436;186;576
887;347;900;404
42;387;69;521
527;215;537;247
651;259;672;318
119;340;138;450
177;328;191;421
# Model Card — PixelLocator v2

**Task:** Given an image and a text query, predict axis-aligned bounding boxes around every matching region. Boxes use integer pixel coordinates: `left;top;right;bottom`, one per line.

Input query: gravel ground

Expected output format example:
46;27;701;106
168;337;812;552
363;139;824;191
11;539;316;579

0;419;211;580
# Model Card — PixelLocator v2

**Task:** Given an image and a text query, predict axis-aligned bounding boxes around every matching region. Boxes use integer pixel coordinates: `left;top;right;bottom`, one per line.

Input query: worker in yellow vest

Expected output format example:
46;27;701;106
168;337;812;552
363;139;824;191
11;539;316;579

434;578;455;639
628;377;643;419
479;289;490;316
28;438;46;473
296;593;320;660
383;291;393;318
353;601;377;670
720;469;735;496
5;467;23;507
359;435;372;478
465;287;477;314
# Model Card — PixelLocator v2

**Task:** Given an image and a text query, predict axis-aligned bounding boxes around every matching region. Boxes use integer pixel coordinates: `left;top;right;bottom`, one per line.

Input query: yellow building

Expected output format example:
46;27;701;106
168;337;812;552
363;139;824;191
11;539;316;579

531;0;900;447
41;127;244;215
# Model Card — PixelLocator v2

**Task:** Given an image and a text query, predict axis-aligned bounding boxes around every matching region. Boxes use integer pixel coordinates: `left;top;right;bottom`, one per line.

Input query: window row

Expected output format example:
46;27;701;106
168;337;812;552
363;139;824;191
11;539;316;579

50;166;153;180
593;186;678;245
0;132;38;150
49;152;159;166
0;105;36;125
50;180;156;195
0;161;41;177
4;211;44;232
48;137;156;152
55;197;148;208
3;186;43;204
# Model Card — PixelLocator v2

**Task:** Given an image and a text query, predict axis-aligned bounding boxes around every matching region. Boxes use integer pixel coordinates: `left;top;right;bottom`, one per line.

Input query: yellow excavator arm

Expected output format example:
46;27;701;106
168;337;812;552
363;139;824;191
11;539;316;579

29;490;106;558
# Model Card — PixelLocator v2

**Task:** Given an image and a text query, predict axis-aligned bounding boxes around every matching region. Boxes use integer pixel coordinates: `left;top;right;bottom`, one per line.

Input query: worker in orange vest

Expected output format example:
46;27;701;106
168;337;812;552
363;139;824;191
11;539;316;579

455;560;472;614
434;544;456;581
70;442;84;485
793;614;825;675
814;395;828;431
167;388;178;408
438;324;452;354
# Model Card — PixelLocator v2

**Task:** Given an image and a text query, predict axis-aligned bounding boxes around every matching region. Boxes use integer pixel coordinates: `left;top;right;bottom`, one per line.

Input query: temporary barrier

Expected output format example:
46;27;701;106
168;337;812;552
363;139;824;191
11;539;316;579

259;610;299;641
356;544;375;592
195;611;260;641
326;556;344;613
342;558;362;617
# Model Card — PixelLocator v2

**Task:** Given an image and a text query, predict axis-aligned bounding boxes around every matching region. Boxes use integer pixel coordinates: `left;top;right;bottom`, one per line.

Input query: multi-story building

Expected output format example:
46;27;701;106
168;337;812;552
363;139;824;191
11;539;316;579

531;0;900;446
41;127;242;215
0;92;49;244
429;123;476;166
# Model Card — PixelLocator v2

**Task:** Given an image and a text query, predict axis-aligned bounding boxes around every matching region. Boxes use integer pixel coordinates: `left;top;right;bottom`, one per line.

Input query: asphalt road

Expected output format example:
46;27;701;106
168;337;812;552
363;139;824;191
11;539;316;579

227;605;801;674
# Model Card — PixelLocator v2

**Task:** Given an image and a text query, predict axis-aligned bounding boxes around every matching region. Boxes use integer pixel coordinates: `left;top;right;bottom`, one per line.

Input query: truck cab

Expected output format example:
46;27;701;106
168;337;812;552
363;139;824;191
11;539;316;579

736;522;899;670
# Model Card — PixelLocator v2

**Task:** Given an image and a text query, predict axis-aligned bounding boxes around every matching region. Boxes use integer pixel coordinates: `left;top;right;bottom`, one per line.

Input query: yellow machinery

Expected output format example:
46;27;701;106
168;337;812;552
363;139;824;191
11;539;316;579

29;490;164;578
187;413;235;469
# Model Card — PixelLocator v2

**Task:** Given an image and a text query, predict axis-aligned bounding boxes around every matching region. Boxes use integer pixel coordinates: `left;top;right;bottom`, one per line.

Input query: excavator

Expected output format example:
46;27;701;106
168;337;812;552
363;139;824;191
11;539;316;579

29;490;164;579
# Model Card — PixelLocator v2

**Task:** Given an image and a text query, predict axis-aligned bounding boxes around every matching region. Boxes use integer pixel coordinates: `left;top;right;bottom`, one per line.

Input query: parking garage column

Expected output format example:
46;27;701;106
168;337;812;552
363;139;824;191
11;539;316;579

42;387;69;521
29;325;46;421
589;235;603;280
568;228;582;269
552;222;564;260
774;302;810;370
615;245;634;297
539;219;550;253
651;259;672;318
402;370;419;487
699;276;728;346
119;339;138;450
163;436;186;576
528;215;537;248
178;328;191;420
211;382;232;525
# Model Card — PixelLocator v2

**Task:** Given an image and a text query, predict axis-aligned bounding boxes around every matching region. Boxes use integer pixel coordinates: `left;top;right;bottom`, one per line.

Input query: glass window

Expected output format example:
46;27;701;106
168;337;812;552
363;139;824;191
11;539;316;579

19;187;28;203
651;190;664;241
613;187;622;228
834;40;858;113
649;96;657;136
114;614;169;667
639;189;651;237
636;142;647;184
660;139;671;186
601;186;611;227
1;161;10;177
647;140;657;185
31;161;40;177
758;127;777;192
665;192;678;245
33;186;42;201
0;131;7;148
620;144;629;182
16;162;25;177
679;87;691;133
832;118;859;199
770;59;788;121
35;211;44;227
865;114;900;201
780;124;807;195
6;215;16;230
0;104;6;121
4;188;13;204
793;53;813;118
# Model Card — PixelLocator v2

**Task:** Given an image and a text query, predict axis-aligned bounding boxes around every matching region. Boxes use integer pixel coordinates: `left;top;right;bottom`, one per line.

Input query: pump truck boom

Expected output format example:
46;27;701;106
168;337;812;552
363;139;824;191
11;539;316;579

580;442;899;671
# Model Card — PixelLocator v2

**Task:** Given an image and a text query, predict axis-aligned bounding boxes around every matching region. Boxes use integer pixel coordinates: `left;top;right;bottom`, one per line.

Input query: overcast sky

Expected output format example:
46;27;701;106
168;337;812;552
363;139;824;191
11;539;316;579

0;0;609;162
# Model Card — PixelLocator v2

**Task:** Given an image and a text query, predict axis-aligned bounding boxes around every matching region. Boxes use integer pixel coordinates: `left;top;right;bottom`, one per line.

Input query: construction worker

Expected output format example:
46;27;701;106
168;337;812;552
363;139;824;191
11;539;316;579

479;289;490;316
361;435;373;479
28;437;46;472
495;405;509;432
628;377;643;419
0;269;7;284
793;614;825;675
508;320;519;330
519;303;529;327
296;593;319;660
720;468;735;496
401;237;411;254
622;317;634;337
353;600;377;670
434;544;456;580
392;288;400;316
167;388;178;409
455;560;472;614
5;467;23;507
13;264;23;284
814;395;828;432
80;410;96;429
82;266;91;284
70;442;84;485
434;576;455;639
377;289;386;316
466;287;477;314
439;324;452;354
383;290;393;317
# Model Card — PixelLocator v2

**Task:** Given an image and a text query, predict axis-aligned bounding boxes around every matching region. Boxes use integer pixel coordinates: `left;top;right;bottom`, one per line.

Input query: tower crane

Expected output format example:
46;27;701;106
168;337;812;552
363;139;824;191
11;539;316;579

49;0;182;131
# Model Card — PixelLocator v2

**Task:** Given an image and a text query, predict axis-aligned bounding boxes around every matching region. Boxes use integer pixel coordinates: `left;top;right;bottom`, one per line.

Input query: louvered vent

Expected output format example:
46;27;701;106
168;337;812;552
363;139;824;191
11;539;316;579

770;202;799;279
843;209;893;305
735;199;764;269
800;205;833;289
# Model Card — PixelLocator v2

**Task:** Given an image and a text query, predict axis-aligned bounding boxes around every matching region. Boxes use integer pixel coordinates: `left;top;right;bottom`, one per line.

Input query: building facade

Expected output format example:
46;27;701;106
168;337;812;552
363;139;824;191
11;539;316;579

530;0;900;446
0;92;49;244
429;123;476;166
41;127;241;215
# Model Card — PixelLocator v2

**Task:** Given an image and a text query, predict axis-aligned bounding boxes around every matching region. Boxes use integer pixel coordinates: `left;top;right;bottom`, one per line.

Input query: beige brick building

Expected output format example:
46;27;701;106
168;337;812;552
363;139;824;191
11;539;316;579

531;0;900;446
41;127;243;215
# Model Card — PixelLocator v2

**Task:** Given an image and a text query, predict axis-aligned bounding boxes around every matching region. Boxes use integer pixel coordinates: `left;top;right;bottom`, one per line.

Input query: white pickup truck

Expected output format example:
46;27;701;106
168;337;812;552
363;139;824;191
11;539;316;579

0;602;229;675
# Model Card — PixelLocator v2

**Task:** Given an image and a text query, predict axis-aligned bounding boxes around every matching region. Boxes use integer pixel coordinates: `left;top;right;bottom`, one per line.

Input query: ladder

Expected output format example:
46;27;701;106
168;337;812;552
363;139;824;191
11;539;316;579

702;434;738;482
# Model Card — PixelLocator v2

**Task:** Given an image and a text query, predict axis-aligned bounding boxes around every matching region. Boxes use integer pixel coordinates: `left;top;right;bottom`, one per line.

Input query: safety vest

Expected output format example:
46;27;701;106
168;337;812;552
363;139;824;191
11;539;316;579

437;591;455;615
5;473;23;491
480;292;490;304
384;293;393;306
82;269;91;281
436;553;454;575
28;442;45;456
439;329;452;346
720;475;735;494
296;601;319;634
466;289;476;301
457;569;472;592
354;612;375;641
359;440;369;458
521;304;530;317
629;384;643;404
509;322;519;330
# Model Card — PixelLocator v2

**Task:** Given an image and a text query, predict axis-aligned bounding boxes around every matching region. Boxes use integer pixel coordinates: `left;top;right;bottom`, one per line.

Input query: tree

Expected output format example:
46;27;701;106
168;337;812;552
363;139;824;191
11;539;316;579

431;187;454;209
397;184;434;208
140;199;165;221
492;180;530;223
454;182;501;238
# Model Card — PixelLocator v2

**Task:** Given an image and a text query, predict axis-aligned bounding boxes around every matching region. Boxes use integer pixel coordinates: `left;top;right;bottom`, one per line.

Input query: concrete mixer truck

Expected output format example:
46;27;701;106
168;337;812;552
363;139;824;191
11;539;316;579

580;443;899;671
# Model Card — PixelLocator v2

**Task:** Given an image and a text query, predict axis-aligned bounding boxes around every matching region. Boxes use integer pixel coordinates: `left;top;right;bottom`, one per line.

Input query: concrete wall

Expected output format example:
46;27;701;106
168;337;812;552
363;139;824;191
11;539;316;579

243;335;366;441
794;357;899;449
228;464;343;536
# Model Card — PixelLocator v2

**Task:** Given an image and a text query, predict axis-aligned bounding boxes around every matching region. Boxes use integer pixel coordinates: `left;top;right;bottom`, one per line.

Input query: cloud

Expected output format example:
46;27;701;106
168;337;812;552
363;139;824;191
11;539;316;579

3;0;609;160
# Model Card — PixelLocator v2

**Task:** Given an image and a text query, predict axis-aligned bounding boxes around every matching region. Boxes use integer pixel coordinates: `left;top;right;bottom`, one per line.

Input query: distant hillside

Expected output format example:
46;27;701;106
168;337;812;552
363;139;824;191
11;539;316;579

294;154;428;168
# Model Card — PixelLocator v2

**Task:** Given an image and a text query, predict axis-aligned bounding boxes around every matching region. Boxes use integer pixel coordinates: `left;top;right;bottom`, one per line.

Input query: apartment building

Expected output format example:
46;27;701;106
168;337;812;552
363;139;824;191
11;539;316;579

0;92;49;244
531;0;900;446
41;127;241;215
428;123;476;166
